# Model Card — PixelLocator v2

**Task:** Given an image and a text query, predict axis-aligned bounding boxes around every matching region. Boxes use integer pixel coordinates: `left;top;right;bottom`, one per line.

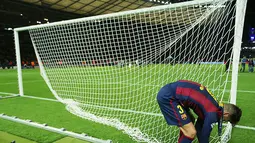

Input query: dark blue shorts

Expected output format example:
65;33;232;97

157;84;191;127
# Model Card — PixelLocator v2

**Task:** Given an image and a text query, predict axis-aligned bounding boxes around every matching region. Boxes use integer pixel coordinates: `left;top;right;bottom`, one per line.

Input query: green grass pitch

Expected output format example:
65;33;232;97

0;65;255;143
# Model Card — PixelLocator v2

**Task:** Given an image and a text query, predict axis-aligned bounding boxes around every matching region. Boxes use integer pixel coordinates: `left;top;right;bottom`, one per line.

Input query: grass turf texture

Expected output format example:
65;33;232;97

0;130;90;143
0;65;254;143
0;131;36;143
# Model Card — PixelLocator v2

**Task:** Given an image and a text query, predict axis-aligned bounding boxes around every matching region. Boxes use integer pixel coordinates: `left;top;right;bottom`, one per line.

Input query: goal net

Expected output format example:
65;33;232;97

14;0;246;142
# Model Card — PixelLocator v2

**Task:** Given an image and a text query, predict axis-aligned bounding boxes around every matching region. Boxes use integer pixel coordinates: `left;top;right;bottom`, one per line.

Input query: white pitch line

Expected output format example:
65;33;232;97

0;80;43;85
1;92;255;131
0;92;58;102
222;123;255;131
236;90;255;93
223;89;255;94
235;125;255;131
1;78;254;94
1;80;255;94
22;95;59;102
0;92;18;95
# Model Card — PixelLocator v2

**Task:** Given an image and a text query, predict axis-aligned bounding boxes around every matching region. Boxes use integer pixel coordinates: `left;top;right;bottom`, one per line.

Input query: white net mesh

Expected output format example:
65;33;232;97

27;0;242;142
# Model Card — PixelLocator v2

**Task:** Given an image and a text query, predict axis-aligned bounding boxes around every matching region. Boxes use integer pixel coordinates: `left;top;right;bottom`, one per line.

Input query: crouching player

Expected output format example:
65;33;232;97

157;80;242;143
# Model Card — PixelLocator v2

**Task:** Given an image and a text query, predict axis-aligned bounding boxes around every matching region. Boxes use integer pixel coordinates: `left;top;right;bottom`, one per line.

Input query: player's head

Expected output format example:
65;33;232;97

223;103;242;126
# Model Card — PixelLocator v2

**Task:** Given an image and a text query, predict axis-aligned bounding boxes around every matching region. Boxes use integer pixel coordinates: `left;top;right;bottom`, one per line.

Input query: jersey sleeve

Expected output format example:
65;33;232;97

195;118;204;142
199;113;218;143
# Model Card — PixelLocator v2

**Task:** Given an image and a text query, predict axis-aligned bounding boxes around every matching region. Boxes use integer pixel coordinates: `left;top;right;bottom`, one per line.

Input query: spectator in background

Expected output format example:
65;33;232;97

197;58;201;66
106;59;109;66
92;60;96;66
248;58;254;72
23;61;27;69
3;59;8;69
31;61;35;69
0;60;5;69
111;58;114;66
58;60;63;66
9;61;13;69
136;59;140;66
82;61;86;66
240;56;247;72
21;61;25;69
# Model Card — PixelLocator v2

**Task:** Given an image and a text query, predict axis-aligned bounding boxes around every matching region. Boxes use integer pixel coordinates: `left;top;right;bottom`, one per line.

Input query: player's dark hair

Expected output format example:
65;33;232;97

229;104;242;126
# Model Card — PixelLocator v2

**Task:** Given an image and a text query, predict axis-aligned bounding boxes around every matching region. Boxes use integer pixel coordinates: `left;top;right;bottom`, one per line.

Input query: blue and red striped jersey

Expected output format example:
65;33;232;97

169;80;223;143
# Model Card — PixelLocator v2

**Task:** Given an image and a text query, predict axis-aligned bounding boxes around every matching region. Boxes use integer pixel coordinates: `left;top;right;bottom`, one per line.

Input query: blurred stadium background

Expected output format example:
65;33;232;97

0;0;255;68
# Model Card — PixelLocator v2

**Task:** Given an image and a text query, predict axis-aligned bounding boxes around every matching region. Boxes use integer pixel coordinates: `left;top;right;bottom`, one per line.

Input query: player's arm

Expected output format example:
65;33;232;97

199;117;212;143
199;114;217;143
195;118;204;141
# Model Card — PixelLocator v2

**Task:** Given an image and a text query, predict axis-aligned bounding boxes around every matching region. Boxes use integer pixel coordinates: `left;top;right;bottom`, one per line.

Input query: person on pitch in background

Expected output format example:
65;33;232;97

248;58;254;72
240;56;247;72
157;80;242;143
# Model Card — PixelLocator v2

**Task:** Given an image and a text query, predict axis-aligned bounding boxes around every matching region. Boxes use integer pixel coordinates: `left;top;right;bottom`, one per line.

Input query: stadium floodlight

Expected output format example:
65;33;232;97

14;0;247;142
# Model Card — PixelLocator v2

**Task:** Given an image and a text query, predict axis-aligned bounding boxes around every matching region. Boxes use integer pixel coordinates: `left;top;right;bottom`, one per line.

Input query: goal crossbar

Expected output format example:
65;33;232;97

14;0;216;32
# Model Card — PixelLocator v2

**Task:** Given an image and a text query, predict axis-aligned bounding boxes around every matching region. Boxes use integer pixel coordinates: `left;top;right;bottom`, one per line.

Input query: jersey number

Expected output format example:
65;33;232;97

177;105;184;114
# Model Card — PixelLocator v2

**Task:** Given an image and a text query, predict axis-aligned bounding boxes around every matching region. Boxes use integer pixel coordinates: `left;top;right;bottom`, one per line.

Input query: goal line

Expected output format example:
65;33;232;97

1;91;255;132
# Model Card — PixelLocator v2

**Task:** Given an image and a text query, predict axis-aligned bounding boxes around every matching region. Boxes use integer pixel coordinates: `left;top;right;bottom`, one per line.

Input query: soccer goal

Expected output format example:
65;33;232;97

14;0;247;142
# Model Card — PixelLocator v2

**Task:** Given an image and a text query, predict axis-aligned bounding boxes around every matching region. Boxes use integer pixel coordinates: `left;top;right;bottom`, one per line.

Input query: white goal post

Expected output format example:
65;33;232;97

14;0;247;142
